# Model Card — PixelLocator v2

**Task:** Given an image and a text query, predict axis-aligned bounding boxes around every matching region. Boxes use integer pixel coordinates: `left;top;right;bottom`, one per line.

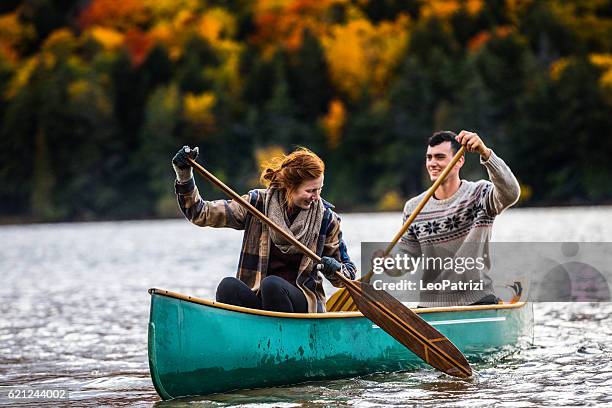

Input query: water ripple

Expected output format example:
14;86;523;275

1;209;611;406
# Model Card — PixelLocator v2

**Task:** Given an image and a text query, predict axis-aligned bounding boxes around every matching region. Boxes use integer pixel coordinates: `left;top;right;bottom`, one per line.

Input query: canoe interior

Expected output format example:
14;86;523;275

148;288;533;400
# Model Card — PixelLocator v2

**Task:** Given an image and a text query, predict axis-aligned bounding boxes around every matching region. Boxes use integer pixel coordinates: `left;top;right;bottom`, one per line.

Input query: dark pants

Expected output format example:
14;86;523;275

216;276;308;313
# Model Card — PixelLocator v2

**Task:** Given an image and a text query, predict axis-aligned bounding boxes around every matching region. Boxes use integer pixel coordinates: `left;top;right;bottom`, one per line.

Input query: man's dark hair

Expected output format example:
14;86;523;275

428;131;461;153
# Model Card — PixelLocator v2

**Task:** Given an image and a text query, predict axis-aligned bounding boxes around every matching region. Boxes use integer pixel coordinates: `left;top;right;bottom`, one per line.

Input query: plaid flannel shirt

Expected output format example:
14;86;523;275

175;179;356;313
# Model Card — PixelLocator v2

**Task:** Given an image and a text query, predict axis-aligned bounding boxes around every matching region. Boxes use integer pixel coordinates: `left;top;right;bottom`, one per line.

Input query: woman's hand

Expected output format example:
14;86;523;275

317;256;341;280
172;146;199;182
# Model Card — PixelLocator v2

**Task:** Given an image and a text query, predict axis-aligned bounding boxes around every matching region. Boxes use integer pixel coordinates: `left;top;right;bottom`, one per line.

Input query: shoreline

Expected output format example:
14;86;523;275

2;203;611;227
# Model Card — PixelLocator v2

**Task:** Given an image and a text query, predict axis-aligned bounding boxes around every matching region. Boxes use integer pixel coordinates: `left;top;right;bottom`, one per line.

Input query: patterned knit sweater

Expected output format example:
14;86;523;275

400;150;520;307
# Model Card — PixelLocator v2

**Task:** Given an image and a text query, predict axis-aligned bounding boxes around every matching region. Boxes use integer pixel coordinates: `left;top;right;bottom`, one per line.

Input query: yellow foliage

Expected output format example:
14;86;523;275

322;16;409;99
67;79;113;115
0;12;35;64
321;99;346;149
144;0;199;19
68;79;90;99
149;9;199;60
377;191;404;211
204;41;244;97
90;26;124;50
199;13;223;44
193;9;243;96
198;8;236;45
590;53;612;68
150;22;172;42
158;84;180;113
150;22;182;59
255;145;286;177
518;183;532;202
42;29;77;62
183;91;216;128
0;12;35;62
550;58;569;81
44;28;77;48
551;54;612;86
589;53;612;91
173;9;197;31
421;0;483;19
0;12;23;43
254;0;292;14
5;57;38;98
600;70;612;92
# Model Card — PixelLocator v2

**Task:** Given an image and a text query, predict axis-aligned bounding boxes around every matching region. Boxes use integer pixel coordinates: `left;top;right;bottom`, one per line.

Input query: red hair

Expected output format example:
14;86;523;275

260;147;325;205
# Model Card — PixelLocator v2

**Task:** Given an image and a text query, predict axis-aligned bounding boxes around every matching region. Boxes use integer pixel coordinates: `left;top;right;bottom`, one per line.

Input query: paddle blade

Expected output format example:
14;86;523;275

343;280;472;378
325;287;356;312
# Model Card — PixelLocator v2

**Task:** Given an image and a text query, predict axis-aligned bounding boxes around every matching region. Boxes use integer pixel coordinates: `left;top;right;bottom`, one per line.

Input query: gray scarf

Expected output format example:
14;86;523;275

264;188;324;256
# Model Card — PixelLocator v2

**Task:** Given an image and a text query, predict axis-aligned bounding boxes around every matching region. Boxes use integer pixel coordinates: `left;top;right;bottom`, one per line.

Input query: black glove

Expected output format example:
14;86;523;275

172;146;199;182
317;256;341;280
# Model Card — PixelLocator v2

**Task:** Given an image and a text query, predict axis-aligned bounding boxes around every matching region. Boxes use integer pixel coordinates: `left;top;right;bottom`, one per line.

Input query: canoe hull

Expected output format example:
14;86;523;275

148;289;532;400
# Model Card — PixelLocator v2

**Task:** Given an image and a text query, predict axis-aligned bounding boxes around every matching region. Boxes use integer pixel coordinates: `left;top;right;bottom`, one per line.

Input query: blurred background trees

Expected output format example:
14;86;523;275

1;0;611;221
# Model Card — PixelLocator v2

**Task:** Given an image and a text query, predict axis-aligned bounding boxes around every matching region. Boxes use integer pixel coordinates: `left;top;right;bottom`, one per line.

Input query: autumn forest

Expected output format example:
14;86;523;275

1;0;611;221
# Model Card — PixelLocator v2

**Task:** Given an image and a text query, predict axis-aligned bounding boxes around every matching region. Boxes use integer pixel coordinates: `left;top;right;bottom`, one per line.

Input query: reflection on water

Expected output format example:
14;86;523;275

1;207;611;406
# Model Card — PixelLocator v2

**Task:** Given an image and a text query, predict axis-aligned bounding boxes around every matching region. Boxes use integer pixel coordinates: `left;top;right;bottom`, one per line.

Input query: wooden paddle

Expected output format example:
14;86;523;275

326;146;466;312
186;153;472;379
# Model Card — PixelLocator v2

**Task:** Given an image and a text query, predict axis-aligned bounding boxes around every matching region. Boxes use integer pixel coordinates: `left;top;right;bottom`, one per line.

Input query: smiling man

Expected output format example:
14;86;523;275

399;130;521;307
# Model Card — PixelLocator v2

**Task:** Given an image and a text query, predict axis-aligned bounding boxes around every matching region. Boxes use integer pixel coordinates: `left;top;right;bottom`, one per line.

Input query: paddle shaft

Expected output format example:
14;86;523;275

363;145;465;282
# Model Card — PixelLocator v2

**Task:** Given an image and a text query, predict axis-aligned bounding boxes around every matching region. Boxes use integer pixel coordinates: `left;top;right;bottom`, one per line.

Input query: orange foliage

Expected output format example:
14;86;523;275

90;26;125;50
468;26;514;52
321;99;346;148
198;8;237;46
251;0;342;52
0;42;16;64
79;0;147;30
0;12;34;64
468;31;490;52
549;58;569;80
124;29;154;67
421;0;483;19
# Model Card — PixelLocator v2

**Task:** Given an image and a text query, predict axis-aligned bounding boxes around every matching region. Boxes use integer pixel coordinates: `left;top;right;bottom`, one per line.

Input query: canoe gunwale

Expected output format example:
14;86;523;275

148;287;527;318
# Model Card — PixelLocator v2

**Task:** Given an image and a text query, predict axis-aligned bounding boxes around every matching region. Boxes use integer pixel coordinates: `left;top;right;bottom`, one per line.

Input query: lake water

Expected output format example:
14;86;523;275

1;207;611;407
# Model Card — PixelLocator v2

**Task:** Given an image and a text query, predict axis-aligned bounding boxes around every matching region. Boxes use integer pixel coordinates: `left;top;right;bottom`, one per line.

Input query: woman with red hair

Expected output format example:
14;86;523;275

172;146;356;313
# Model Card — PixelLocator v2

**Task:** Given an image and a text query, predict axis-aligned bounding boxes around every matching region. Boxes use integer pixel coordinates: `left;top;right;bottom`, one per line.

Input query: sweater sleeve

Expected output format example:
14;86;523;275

481;150;521;216
322;214;357;287
175;178;250;230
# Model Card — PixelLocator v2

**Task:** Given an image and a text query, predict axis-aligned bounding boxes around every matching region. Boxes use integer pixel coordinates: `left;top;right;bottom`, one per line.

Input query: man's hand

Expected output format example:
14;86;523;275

317;256;341;280
172;145;199;182
455;130;491;160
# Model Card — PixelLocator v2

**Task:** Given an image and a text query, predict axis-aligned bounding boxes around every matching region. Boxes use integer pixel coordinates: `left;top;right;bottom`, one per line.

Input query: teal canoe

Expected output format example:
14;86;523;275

148;288;533;400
